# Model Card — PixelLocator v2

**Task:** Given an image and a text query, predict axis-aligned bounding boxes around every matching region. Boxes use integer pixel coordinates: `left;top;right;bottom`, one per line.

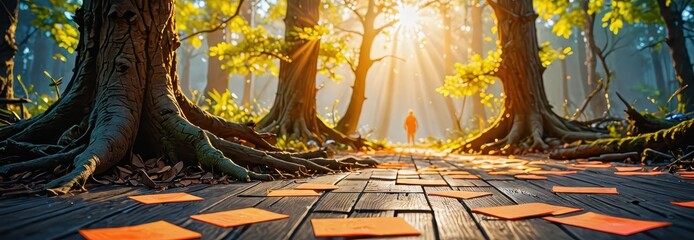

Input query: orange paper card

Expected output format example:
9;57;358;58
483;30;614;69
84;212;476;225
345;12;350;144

471;203;582;220
572;164;612;168
615;166;642;172
614;172;665;176
530;170;578;175
449;175;480;179
428;191;492;199
671;201;694;208
128;192;203;204
311;217;420;238
515;174;548;180
190;207;289;227
294;183;339;191
552;186;619;194
396;179;448;186
79;220;201;240
441;171;472;175
267;189;321;197
543;212;671;236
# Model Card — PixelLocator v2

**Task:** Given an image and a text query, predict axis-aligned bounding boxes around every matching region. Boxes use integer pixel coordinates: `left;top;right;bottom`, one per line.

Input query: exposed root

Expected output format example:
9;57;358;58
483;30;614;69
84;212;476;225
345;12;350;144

551;119;694;159
0;145;85;176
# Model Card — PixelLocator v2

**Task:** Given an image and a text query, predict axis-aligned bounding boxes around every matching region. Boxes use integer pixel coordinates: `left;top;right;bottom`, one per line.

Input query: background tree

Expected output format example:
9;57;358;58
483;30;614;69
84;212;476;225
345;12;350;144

0;0;366;195
440;0;605;153
0;0;19;114
656;0;694;112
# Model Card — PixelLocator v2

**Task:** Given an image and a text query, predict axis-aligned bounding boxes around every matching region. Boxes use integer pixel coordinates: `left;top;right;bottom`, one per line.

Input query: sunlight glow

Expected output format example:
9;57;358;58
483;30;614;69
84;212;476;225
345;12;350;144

397;5;419;29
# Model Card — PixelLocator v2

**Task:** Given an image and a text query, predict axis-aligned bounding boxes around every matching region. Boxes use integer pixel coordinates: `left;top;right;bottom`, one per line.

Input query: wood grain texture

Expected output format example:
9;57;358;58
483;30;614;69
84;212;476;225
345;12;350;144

354;193;430;211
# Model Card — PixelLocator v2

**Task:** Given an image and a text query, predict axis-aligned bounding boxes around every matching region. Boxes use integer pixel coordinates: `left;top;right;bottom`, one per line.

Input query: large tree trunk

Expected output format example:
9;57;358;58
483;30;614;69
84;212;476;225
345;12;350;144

203;29;230;96
258;0;356;146
0;0;367;196
469;2;487;129
457;0;605;154
0;0;18;112
658;0;694;112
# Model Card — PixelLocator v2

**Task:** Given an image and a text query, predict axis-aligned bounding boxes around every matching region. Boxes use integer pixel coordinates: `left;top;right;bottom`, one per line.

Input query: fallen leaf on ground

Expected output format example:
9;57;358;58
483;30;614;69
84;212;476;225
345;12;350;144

441;171;471;175
530;170;577;175
572;164;612;168
449;175;480;179
294;183;339;191
396;179;448;186
311;217;420;238
128;192;203;204
190;207;289;227
428;191;492;199
543;212;671;236
552;186;619;194
614;172;665;176
615;167;642;172
79;220;201;240
267;189;321;197
671;201;694;208
515;175;548;180
471;202;582;220
488;171;515;175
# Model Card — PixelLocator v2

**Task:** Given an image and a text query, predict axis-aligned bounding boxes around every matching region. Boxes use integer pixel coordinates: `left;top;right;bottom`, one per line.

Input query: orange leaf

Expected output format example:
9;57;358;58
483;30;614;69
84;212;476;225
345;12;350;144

614;172;665;176
311;217;420;238
428;191;491;199
266;189;321;197
396;179;448;186
614;166;642;172
79;220;201;240
128;192;203;204
471;202;582;220
543;212;671;236
190;208;289;227
671;201;694;208
552;186;619;194
294;183;339;191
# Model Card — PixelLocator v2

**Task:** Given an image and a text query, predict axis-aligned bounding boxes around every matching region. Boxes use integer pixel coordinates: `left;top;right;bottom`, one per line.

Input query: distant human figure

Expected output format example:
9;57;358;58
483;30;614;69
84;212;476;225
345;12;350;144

404;110;418;145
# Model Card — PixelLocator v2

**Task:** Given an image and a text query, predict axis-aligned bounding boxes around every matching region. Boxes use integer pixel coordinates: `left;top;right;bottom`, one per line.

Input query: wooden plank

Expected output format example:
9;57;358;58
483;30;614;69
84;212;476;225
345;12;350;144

443;175;490;187
239;180;295;196
457;186;574;240
313;192;360;213
364;180;423;193
237;196;321;240
59;183;255;239
289;212;347;240
397;212;436;240
344;171;373;180
0;185;206;240
371;170;397;180
531;176;683;239
354;193;430;211
423;187;485;240
333;179;368;193
350;210;395;217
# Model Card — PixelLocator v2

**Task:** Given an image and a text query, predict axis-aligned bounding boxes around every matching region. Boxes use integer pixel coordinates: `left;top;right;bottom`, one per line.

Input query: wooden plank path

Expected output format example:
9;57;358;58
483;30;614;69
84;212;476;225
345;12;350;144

2;152;694;239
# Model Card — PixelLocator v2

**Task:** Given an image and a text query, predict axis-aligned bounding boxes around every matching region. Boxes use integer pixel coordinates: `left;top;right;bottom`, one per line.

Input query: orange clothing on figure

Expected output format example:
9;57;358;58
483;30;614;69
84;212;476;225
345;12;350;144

404;110;418;145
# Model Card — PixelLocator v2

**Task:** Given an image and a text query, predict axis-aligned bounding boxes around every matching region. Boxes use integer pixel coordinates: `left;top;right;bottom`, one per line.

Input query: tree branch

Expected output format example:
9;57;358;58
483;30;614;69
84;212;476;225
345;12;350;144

375;20;398;34
371;54;405;64
336;26;363;36
180;0;245;41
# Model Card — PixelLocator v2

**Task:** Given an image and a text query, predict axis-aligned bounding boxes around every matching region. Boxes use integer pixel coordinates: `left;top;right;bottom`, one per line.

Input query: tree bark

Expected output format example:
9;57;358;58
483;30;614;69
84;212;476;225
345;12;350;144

203;28;230;96
470;2;487;129
657;0;694;112
0;0;18;112
580;0;607;118
335;0;379;135
457;0;605;154
257;0;356;147
0;0;366;195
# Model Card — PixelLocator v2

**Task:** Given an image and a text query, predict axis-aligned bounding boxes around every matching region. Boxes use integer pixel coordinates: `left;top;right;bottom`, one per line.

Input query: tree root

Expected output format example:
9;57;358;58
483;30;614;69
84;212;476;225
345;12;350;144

550;119;694;159
0;145;86;176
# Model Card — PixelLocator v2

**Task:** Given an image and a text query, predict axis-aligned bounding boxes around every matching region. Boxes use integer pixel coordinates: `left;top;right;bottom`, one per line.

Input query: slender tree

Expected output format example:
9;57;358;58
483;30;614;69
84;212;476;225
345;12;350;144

469;1;487;128
657;0;694;112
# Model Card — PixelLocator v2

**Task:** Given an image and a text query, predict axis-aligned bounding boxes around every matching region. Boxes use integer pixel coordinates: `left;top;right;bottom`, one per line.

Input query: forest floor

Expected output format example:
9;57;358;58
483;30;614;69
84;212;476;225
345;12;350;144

2;150;694;239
